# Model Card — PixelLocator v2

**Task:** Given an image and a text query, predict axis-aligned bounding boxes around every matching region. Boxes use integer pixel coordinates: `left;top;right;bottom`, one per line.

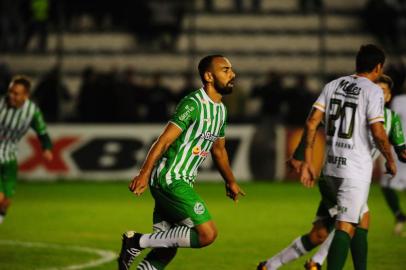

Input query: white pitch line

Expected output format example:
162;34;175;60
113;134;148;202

0;240;117;270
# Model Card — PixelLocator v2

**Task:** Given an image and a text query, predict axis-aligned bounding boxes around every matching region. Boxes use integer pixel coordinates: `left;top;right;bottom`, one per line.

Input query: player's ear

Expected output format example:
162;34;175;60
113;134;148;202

204;71;213;83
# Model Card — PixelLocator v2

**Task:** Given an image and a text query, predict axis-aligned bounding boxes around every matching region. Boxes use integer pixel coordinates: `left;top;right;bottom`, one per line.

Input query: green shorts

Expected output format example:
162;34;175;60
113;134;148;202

150;180;212;227
0;160;18;198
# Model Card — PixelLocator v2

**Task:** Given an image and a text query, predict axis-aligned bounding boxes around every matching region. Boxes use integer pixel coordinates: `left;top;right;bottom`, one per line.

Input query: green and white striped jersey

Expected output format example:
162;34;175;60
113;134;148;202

0;96;50;163
151;88;227;187
371;107;406;159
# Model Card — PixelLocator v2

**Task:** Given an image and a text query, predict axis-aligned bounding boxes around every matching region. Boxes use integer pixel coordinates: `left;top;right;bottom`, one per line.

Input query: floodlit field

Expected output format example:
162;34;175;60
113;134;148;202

0;181;405;270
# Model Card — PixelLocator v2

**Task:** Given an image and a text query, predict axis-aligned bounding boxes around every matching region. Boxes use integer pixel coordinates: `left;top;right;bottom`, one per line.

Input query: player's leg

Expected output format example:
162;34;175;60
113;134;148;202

350;211;369;270
307;229;335;268
118;180;214;269
0;161;18;224
258;214;332;269
326;177;370;270
381;170;406;235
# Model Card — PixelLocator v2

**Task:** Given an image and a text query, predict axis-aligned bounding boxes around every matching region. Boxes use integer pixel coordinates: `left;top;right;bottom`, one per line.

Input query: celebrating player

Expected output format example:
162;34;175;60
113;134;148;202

257;44;396;270
0;75;53;224
117;55;245;270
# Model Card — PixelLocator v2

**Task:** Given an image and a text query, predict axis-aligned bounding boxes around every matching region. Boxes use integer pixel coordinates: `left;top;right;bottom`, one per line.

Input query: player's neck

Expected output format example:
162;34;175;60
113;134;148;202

355;72;376;82
203;85;222;103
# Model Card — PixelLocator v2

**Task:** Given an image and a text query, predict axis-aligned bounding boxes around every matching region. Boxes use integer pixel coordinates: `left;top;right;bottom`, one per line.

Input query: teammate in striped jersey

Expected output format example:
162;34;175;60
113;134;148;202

0;75;53;224
118;55;245;270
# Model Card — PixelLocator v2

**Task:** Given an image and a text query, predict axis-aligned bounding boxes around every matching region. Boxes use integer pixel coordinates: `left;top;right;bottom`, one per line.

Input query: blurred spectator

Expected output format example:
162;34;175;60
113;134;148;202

0;63;12;96
251;71;286;122
145;74;175;122
23;0;50;52
285;74;316;126
114;67;145;123
299;0;323;13
223;86;247;122
0;0;25;51
235;0;261;12
364;0;399;51
176;73;198;102
32;66;71;122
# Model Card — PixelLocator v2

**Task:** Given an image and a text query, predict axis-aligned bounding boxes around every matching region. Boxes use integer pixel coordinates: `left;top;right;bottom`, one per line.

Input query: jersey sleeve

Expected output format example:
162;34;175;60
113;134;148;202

313;85;328;112
389;111;406;147
169;97;198;131
367;88;385;124
30;107;52;150
218;106;228;138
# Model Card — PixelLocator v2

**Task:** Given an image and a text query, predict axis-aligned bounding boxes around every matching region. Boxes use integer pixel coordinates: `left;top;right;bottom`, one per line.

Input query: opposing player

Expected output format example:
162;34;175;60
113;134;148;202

0;75;53;224
257;44;396;270
302;74;406;269
117;55;245;270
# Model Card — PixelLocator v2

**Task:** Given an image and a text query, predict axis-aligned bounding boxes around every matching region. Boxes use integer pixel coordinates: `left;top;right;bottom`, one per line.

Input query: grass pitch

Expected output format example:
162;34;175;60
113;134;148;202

0;181;405;269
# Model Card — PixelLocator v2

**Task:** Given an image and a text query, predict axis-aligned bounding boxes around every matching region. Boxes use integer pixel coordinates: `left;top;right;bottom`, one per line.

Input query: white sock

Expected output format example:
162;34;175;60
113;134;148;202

139;226;191;248
266;237;308;270
312;230;335;265
137;260;158;270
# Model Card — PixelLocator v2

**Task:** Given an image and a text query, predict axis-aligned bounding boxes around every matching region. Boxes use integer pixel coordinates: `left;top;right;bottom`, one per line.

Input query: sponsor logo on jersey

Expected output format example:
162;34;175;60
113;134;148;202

327;155;347;168
178;105;195;121
194;202;205;215
339;80;361;96
192;145;209;157
326;139;354;150
200;131;218;142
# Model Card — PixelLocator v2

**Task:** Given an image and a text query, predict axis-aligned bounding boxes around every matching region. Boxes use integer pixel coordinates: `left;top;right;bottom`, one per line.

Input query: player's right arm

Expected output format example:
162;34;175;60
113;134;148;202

129;123;183;195
129;97;198;196
300;107;325;187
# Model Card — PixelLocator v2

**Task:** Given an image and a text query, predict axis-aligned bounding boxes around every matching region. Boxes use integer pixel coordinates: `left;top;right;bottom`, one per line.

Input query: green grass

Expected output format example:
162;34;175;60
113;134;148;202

0;181;405;269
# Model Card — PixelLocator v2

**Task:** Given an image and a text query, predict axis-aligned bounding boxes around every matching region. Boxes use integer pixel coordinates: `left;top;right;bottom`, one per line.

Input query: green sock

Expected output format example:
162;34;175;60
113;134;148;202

140;248;178;270
327;230;351;270
351;228;368;270
301;234;318;251
381;187;402;216
190;228;201;248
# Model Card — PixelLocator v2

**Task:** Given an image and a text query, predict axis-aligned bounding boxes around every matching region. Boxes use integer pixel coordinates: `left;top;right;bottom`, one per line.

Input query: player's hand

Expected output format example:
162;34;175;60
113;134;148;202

286;158;302;174
300;162;316;188
225;181;245;202
42;150;53;162
385;160;397;176
129;174;149;196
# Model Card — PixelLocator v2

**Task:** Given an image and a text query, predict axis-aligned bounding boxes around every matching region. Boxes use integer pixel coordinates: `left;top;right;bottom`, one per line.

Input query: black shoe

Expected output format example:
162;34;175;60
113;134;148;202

117;231;144;270
257;261;267;270
304;260;321;270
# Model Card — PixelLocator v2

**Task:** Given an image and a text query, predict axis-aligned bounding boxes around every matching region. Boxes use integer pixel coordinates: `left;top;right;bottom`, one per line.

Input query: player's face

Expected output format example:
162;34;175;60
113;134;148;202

210;57;235;95
377;82;392;103
8;83;29;108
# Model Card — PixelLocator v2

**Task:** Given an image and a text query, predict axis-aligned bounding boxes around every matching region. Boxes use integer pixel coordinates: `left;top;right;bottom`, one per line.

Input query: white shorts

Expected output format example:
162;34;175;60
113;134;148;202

380;160;406;190
324;176;370;224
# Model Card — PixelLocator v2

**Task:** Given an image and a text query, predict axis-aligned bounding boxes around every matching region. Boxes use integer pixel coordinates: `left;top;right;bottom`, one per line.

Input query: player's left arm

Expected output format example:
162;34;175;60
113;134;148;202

390;112;406;162
300;107;325;187
30;107;53;162
211;137;245;201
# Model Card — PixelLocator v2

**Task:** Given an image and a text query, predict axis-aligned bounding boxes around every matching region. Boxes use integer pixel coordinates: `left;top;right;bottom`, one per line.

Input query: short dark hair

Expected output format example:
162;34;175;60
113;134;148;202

10;75;31;93
356;44;385;73
377;74;394;89
198;54;224;83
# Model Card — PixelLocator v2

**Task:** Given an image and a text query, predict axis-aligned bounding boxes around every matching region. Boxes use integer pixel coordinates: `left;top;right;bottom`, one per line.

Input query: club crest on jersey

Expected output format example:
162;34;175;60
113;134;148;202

194;202;205;215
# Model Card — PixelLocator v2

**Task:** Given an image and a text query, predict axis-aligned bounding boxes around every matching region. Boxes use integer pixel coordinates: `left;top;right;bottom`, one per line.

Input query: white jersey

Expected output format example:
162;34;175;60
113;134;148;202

391;95;406;129
314;75;384;181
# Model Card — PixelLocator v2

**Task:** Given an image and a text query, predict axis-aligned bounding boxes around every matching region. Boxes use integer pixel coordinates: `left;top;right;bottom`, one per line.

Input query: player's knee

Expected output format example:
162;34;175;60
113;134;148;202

198;228;217;247
309;227;329;245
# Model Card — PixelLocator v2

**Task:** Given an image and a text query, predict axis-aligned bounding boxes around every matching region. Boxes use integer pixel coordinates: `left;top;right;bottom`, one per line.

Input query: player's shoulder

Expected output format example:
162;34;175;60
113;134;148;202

177;89;201;110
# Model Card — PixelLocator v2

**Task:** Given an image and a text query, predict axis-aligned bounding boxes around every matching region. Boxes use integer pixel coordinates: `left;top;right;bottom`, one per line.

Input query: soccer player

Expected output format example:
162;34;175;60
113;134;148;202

302;74;406;269
257;44;396;270
380;77;406;235
0;75;53;224
117;55;245;270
